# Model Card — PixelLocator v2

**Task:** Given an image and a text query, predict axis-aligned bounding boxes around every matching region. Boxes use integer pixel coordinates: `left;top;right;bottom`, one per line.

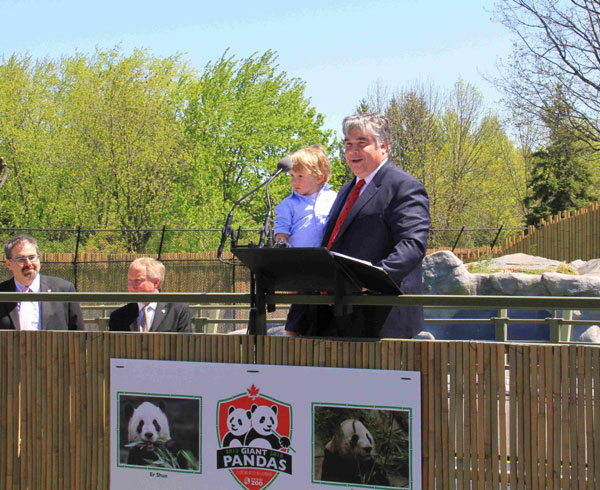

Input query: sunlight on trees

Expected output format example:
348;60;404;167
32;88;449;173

180;50;333;233
492;0;600;225
0;48;334;252
359;80;528;247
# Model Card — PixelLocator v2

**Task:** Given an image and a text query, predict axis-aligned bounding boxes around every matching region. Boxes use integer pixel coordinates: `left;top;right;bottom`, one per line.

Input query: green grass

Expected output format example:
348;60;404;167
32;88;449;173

466;262;578;275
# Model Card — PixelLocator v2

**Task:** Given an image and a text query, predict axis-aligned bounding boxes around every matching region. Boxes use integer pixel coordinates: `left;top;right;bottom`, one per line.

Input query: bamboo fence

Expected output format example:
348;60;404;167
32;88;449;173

40;250;494;264
502;203;600;262
429;202;600;263
0;331;598;489
36;249;505;267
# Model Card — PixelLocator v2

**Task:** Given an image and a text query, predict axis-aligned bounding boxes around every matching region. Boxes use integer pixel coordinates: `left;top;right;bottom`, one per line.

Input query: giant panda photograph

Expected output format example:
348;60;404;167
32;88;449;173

313;406;411;488
118;394;200;472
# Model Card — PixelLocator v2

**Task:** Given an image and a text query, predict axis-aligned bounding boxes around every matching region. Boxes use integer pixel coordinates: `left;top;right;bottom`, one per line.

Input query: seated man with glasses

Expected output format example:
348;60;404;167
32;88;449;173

0;234;84;330
108;257;191;333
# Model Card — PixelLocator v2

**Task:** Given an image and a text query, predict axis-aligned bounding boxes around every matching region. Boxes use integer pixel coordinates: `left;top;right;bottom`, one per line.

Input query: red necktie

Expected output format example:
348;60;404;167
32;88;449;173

326;179;366;249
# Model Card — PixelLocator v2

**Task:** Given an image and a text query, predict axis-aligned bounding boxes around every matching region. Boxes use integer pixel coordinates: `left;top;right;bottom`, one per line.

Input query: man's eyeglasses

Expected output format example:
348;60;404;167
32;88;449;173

128;278;149;286
9;255;40;264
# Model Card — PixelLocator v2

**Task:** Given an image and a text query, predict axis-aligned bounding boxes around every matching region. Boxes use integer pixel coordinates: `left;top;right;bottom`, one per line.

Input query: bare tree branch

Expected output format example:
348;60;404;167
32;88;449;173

492;0;600;144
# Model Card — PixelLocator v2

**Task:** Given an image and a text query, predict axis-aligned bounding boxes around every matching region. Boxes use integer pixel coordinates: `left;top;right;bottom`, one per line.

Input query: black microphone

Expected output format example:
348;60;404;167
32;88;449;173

273;157;293;177
217;157;293;259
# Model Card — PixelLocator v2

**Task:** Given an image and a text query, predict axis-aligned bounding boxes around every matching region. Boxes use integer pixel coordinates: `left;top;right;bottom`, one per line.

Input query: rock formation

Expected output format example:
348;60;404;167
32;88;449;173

422;251;600;342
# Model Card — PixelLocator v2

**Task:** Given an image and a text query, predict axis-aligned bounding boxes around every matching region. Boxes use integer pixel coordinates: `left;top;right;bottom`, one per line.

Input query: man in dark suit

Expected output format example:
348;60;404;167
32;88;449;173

295;113;430;338
0;235;84;330
109;257;191;332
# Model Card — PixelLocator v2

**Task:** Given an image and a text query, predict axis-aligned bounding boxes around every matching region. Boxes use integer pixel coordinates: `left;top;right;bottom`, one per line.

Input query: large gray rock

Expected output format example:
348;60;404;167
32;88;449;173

473;272;547;296
423;251;600;343
542;272;600;296
486;253;562;271
424;250;600;297
574;258;600;275
422;251;476;295
574;325;600;342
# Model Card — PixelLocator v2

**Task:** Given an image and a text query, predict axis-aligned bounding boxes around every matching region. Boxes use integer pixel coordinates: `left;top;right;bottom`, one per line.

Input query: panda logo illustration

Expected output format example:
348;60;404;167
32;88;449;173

222;406;251;447
124;400;188;468
321;418;388;485
243;404;291;450
216;387;293;490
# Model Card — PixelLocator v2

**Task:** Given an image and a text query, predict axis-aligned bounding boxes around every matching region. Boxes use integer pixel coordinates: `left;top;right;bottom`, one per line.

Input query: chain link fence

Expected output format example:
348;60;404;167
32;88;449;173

0;226;525;292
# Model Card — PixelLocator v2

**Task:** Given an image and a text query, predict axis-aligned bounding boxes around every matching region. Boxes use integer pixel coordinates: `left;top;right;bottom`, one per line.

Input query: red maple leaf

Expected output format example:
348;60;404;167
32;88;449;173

247;384;260;399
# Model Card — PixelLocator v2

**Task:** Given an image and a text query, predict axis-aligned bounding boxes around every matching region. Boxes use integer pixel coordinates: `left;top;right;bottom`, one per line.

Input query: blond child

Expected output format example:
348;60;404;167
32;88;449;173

274;145;337;247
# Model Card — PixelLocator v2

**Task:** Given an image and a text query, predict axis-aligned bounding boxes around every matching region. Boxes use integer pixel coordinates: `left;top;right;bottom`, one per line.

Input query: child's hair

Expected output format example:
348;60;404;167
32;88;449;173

288;145;331;183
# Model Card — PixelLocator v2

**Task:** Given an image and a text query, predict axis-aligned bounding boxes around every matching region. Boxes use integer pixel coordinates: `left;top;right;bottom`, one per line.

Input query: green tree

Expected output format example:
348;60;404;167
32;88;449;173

524;88;595;226
359;80;527;247
179;50;334;233
0;55;66;231
384;83;445;222
0;48;339;252
437;82;502;228
58;48;190;250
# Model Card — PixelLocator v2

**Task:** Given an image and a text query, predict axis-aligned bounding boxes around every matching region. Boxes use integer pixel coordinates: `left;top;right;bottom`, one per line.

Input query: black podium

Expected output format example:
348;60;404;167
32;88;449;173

232;247;401;335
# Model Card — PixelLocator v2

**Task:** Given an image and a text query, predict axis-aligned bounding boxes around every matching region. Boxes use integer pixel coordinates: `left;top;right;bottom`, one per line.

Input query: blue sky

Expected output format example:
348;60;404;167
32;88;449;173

2;0;512;133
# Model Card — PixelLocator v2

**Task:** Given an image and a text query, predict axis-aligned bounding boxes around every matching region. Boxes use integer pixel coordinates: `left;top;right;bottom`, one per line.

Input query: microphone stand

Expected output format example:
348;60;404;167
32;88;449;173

258;177;275;248
217;158;292;263
222;157;293;334
217;181;269;263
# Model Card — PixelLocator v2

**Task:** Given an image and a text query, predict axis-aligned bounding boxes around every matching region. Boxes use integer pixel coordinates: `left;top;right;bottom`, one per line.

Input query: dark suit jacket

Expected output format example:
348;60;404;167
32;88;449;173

108;302;192;333
300;160;430;339
0;275;85;330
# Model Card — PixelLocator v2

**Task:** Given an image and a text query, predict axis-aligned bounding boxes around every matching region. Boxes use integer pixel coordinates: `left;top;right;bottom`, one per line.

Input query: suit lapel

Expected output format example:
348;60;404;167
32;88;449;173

150;303;168;332
39;275;51;330
322;181;354;245
333;163;390;244
5;280;20;329
8;306;19;329
129;304;140;332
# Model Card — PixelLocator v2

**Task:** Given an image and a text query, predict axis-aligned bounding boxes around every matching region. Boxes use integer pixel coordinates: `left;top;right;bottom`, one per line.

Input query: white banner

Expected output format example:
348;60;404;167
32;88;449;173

110;359;421;489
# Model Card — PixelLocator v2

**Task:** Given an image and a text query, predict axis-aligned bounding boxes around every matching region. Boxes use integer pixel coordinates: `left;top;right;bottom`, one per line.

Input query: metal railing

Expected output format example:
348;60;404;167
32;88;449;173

2;292;599;343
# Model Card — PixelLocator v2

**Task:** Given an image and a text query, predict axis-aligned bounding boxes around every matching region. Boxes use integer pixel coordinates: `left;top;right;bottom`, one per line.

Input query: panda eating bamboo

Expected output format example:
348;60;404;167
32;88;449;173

321;418;389;485
124;401;188;469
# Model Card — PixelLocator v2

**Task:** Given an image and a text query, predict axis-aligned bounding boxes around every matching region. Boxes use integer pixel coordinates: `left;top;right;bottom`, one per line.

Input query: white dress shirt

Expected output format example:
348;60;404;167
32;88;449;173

359;158;388;196
16;275;41;330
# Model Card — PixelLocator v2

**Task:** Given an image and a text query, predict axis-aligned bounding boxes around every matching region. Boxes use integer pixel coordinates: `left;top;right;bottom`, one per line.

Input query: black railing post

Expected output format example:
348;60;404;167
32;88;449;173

452;226;465;252
157;225;166;261
490;225;504;249
73;225;81;290
232;257;237;322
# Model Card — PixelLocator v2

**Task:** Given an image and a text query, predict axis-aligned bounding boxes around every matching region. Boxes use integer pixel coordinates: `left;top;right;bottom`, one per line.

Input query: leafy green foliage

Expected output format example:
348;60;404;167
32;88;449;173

58;48;190;249
0;48;331;252
0;55;63;229
125;439;199;470
178;50;333;232
359;80;528;247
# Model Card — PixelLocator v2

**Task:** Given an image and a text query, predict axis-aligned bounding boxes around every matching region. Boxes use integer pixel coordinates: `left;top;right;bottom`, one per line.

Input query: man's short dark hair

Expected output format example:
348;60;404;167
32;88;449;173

4;235;39;259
